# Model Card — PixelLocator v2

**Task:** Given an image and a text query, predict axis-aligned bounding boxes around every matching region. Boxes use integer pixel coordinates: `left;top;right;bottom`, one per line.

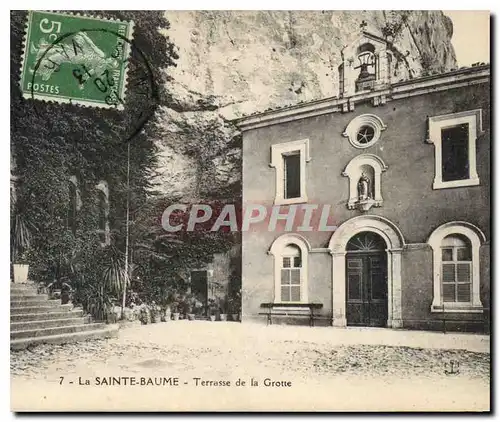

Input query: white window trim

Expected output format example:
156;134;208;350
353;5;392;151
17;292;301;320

427;221;485;313
427;109;483;189
270;139;310;205
342;114;387;149
269;234;310;304
96;180;111;247
342;154;387;209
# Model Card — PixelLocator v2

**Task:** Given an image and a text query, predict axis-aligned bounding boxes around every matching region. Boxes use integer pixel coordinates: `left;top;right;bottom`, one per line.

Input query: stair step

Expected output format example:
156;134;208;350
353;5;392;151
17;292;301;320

10;324;119;350
10;309;84;322
10;304;73;315
10;283;37;290
11;323;107;340
11;298;53;306
10;293;48;300
11;317;89;331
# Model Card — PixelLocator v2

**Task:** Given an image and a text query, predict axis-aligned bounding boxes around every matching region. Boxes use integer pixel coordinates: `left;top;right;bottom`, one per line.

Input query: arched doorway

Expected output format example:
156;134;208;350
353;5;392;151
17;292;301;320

345;232;387;327
328;215;405;328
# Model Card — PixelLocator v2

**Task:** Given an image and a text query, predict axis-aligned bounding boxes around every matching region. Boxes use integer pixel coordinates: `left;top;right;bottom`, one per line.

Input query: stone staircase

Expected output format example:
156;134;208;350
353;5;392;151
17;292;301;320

11;283;119;350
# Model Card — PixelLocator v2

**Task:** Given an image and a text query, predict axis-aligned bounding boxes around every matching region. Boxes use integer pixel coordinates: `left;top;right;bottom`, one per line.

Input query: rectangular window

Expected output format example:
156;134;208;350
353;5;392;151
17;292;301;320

283;152;301;199
441;124;469;182
428;110;481;190
280;257;301;302
271;139;309;205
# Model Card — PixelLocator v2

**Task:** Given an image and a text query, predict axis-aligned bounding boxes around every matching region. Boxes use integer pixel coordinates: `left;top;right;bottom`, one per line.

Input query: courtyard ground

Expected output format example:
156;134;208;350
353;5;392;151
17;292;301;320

11;321;490;412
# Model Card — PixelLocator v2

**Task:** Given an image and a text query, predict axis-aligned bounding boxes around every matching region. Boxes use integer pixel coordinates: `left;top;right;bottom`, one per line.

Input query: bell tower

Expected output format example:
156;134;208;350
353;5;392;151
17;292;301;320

338;22;392;98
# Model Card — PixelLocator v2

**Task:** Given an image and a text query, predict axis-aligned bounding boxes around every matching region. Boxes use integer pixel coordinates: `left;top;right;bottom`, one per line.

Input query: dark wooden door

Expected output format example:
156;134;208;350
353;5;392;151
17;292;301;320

346;253;387;327
190;270;208;314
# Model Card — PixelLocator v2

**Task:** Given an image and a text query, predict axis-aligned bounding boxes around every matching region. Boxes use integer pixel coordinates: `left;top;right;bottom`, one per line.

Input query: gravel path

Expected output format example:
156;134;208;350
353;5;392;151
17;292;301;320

11;322;490;411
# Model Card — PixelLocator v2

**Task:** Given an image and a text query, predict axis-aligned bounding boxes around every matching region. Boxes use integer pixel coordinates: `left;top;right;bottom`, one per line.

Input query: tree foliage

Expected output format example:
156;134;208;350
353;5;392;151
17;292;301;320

11;11;241;318
10;11;179;318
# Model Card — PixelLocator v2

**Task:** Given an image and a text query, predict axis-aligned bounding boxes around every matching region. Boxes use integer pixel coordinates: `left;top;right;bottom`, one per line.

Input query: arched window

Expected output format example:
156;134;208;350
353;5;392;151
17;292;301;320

269;234;310;303
67;176;81;235
428;222;484;312
96;181;110;246
441;235;472;303
67;182;77;234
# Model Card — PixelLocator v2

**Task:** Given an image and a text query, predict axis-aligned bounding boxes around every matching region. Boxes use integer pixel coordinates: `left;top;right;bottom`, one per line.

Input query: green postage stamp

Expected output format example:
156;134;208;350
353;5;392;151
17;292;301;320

20;11;134;109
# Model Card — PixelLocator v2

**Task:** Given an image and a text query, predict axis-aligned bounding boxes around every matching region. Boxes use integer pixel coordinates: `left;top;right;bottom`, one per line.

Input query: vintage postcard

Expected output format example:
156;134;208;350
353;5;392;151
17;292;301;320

10;10;490;412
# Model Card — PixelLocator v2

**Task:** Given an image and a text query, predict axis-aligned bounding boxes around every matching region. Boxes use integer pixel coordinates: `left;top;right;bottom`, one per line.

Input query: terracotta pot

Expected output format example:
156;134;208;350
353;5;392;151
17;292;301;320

187;313;195;321
220;314;227;322
13;264;29;284
209;315;216;322
162;311;171;322
172;312;180;321
232;313;239;322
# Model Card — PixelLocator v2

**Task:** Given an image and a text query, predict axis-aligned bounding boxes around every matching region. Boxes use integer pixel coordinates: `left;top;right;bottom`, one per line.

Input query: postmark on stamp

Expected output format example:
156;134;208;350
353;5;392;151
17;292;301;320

20;11;134;109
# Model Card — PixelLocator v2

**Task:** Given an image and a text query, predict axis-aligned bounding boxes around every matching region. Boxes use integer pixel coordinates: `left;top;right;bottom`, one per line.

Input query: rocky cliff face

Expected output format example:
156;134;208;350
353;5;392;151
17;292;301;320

156;11;457;199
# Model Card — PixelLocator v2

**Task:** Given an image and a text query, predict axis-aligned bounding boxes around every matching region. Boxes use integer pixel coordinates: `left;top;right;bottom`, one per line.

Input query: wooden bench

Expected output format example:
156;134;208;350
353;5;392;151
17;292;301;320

259;303;323;326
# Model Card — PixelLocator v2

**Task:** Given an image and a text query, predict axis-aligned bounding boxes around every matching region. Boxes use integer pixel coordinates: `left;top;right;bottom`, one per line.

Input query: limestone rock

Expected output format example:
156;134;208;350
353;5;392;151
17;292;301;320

156;11;457;198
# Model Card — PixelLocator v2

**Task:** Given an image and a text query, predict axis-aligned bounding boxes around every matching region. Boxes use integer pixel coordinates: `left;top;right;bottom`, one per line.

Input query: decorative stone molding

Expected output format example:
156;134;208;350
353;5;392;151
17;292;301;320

342;154;387;212
342;114;387;149
236;66;489;133
372;94;387;106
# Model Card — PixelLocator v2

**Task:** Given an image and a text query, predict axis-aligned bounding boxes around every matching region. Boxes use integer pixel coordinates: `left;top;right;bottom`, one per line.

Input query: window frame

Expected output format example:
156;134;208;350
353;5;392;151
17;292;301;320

67;175;82;235
427;109;482;189
269;234;310;304
428;222;484;313
270;139;310;205
440;238;473;303
280;247;302;302
342;114;386;149
96;180;111;247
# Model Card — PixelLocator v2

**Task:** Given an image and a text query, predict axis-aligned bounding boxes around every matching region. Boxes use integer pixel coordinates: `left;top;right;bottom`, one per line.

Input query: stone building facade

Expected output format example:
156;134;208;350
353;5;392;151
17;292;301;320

236;32;490;332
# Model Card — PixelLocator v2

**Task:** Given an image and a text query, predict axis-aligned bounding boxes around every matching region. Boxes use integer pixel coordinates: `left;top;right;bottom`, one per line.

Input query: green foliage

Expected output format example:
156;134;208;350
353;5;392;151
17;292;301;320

11;11;241;319
10;11;178;319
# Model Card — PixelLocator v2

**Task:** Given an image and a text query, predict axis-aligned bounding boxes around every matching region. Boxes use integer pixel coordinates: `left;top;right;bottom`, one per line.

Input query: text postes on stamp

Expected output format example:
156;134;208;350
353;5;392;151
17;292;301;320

20;11;134;109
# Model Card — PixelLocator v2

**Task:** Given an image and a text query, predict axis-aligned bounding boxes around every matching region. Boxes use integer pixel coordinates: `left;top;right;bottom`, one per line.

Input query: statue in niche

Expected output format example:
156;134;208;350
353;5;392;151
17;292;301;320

357;172;372;201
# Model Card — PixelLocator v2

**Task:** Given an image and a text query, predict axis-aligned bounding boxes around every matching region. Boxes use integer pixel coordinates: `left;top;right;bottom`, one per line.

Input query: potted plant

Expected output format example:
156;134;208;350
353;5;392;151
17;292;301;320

150;302;161;323
228;292;241;322
184;295;196;321
138;303;150;325
208;298;218;321
219;297;228;321
171;301;180;320
11;206;32;284
161;304;171;322
13;252;30;284
192;298;204;319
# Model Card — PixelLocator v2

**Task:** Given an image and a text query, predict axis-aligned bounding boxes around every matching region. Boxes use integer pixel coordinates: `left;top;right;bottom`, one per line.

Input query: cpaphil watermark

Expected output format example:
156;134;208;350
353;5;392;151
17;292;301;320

160;203;338;233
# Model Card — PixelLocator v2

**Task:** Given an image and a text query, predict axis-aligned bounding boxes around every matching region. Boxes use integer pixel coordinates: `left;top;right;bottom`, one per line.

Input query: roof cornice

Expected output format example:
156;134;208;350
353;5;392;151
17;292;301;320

235;65;490;132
